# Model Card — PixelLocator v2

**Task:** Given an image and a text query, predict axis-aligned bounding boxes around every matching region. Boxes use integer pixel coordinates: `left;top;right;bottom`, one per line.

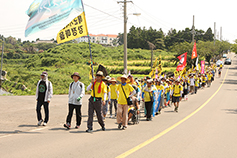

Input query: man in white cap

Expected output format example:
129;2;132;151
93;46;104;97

36;71;53;126
86;71;107;132
116;75;135;130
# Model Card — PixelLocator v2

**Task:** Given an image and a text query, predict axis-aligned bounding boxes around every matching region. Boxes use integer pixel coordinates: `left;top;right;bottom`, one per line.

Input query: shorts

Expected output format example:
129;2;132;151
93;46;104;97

190;86;195;92
202;83;206;87
128;107;136;115
173;96;180;103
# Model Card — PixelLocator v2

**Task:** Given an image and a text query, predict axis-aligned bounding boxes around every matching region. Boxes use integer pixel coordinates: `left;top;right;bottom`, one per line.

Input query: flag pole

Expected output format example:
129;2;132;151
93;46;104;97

82;0;94;79
88;35;94;79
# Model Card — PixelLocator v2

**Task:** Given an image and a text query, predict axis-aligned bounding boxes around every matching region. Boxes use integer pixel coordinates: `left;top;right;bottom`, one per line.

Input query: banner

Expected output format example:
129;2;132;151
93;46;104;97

25;0;83;37
195;55;199;70
176;52;187;71
57;12;88;44
201;60;205;74
191;42;197;59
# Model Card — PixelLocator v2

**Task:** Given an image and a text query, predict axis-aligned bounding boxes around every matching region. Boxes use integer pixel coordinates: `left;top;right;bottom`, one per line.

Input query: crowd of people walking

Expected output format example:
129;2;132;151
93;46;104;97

35;63;222;132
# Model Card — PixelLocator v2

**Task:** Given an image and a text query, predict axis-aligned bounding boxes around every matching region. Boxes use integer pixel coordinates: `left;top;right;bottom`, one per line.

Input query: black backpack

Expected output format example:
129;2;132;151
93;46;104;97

70;82;82;89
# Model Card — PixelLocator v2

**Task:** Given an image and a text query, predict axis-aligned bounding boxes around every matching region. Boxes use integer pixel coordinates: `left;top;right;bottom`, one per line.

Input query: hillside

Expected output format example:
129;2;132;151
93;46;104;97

1;42;175;95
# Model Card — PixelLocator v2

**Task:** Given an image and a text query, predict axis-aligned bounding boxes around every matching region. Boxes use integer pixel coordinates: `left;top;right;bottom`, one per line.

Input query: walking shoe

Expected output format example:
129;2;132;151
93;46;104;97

174;107;177;112
122;126;126;130
155;112;159;115
109;115;113;118
37;119;43;126
102;127;106;131
86;129;93;133
43;122;47;126
75;125;80;129
63;123;71;129
118;123;122;129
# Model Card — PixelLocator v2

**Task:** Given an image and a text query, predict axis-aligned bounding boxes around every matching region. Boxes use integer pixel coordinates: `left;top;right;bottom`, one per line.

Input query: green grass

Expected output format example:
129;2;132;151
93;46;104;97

1;42;176;95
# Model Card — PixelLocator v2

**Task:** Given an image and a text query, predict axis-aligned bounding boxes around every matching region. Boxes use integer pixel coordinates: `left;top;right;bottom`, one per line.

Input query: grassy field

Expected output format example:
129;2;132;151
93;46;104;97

1;43;176;95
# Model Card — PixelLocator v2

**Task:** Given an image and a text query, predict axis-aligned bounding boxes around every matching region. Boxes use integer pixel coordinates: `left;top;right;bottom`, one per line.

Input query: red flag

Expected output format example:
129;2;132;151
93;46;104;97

176;52;187;71
191;42;197;59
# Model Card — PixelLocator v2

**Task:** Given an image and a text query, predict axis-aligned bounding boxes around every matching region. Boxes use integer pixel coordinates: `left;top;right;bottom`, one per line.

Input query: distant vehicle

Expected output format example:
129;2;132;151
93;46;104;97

223;54;227;58
224;58;231;65
216;60;223;67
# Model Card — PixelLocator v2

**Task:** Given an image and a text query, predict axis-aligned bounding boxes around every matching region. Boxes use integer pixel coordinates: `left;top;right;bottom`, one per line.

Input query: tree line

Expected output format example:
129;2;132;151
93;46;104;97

117;26;214;50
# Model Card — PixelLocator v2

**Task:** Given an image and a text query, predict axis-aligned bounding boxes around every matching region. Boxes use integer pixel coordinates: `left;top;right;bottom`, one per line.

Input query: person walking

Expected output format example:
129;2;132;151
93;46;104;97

102;76;111;120
64;72;85;129
109;78;118;118
189;75;195;94
171;80;183;112
86;71;107;133
116;75;135;130
142;79;156;121
182;78;189;100
36;71;53;126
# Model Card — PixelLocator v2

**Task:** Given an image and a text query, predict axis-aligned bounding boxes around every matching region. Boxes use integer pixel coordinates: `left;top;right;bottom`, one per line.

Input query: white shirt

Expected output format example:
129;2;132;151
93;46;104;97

68;81;85;105
190;78;195;86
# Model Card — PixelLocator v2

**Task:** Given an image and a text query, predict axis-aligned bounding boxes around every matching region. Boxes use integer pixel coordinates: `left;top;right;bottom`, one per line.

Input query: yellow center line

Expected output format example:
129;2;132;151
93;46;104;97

116;65;230;158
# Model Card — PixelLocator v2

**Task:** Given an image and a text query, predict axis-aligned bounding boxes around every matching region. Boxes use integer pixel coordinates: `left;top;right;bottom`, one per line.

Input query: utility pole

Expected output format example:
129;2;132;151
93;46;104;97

191;15;195;43
117;0;133;75
214;22;216;45
0;37;4;88
147;41;156;69
220;27;222;41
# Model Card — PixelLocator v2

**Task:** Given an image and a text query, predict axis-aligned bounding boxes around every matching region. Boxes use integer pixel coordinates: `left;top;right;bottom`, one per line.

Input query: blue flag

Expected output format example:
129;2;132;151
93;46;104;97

25;0;83;37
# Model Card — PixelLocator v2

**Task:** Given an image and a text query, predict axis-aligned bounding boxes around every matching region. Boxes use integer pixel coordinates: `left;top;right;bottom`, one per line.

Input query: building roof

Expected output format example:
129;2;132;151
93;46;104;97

88;34;118;38
34;40;54;44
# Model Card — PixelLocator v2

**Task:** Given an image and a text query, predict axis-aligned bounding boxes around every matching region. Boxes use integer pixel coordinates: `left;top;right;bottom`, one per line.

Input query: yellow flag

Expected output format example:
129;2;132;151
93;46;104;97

89;64;93;79
57;12;88;44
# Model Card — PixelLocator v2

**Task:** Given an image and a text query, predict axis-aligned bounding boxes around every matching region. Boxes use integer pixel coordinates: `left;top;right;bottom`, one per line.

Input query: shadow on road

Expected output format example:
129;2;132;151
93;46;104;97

0;130;40;134
223;79;237;85
18;124;38;128
49;127;67;131
223;109;237;114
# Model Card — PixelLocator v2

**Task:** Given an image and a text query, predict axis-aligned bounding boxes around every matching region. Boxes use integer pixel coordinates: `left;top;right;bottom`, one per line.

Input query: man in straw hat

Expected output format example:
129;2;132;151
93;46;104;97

64;72;85;129
109;77;118;118
116;74;136;130
36;71;53;126
86;71;107;132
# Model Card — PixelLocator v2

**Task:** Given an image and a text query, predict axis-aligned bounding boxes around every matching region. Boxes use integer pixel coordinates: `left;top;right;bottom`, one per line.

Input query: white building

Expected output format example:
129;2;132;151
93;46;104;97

75;34;118;46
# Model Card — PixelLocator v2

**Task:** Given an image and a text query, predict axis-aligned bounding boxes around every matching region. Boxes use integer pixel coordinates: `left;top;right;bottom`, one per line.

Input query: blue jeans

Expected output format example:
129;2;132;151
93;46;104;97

36;101;49;123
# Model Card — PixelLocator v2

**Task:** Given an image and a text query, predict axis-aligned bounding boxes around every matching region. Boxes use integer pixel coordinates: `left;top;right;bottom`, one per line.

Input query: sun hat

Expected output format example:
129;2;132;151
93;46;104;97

147;79;153;83
110;77;117;82
71;72;81;79
117;74;130;82
102;76;111;81
96;71;104;76
40;71;48;76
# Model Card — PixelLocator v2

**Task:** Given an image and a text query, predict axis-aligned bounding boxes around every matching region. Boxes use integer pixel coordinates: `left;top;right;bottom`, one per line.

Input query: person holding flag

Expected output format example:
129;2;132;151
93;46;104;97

86;71;107;133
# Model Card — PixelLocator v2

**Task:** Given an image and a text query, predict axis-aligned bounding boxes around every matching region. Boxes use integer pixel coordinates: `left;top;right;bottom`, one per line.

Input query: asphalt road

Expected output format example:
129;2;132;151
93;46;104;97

0;53;237;158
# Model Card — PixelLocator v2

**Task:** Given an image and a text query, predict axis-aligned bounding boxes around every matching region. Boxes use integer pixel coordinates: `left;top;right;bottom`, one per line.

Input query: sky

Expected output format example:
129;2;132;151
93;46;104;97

0;0;237;43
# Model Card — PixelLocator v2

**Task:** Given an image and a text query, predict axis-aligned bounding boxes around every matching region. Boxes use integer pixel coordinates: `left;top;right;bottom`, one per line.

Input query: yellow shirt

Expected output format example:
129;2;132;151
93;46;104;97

195;80;199;87
165;85;171;94
207;74;213;81
106;86;111;100
109;84;118;100
90;82;107;99
173;85;182;97
117;84;134;105
202;77;207;83
156;85;164;95
143;87;156;102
